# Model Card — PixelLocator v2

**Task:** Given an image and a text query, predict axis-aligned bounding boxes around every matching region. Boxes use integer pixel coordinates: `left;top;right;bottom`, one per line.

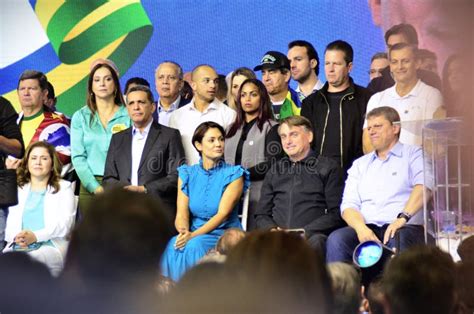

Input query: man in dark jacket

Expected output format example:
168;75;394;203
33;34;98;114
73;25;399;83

255;116;344;254
301;40;372;176
0;96;24;250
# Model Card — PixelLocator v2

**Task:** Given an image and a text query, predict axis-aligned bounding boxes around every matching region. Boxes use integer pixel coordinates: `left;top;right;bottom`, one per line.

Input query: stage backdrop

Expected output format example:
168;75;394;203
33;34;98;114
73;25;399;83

1;0;385;116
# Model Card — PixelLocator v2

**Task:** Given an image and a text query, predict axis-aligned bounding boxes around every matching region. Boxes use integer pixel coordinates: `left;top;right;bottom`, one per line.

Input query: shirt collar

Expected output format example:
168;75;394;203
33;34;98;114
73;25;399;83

189;98;219;112
132;118;153;136
370;141;403;162
158;95;181;112
295;79;323;95
391;79;422;99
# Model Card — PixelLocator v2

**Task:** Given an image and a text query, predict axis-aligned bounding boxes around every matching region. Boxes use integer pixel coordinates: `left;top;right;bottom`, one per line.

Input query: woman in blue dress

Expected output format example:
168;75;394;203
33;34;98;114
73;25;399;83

161;121;249;281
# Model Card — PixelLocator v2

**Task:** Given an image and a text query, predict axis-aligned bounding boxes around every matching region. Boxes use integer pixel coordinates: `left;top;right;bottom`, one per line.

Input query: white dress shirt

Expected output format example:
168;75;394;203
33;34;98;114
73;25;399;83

169;98;236;165
131;119;153;185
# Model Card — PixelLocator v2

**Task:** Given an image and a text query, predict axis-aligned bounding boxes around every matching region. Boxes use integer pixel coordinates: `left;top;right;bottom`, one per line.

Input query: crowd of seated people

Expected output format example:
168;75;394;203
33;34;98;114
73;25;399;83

0;20;473;313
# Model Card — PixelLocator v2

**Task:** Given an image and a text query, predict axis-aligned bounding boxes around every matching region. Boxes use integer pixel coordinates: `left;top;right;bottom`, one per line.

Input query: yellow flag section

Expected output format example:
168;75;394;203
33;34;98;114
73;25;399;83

4;0;152;117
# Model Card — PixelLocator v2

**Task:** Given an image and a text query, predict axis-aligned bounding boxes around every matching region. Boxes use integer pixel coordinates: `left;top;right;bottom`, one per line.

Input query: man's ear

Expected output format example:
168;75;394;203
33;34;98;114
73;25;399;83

310;59;318;71
308;131;314;144
284;70;291;84
347;62;353;74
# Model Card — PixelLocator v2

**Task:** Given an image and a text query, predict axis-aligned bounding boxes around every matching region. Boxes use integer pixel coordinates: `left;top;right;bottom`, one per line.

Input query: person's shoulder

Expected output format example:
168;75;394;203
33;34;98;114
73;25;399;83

417;80;442;97
157;122;181;136
71;106;91;121
57;179;74;192
401;142;422;155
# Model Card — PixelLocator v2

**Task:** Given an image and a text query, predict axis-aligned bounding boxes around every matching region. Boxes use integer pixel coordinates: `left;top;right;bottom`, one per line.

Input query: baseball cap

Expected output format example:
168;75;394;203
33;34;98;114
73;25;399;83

254;51;291;71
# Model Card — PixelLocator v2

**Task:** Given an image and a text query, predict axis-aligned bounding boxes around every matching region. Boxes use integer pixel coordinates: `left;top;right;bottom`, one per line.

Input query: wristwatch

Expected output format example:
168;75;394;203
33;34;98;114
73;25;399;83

397;211;412;222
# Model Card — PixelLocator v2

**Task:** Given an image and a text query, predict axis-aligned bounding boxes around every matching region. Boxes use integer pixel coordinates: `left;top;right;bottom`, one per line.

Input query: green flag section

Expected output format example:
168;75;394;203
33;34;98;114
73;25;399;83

40;1;153;116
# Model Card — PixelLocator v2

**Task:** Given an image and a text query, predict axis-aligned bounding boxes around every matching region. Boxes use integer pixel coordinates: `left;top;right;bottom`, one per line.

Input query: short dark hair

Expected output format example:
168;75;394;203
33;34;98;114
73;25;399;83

124;77;150;94
383;245;456;314
325;40;353;64
371;52;388;63
279;115;313;134
192;121;225;155
384;23;419;46
417;49;437;61
288;40;320;76
126;85;155;103
65;189;174;285
389;43;419;60
17;70;48;90
366;106;400;125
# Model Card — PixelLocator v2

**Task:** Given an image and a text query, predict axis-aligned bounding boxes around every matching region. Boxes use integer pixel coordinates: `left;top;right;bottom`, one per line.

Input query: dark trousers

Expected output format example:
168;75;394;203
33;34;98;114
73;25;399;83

326;224;425;263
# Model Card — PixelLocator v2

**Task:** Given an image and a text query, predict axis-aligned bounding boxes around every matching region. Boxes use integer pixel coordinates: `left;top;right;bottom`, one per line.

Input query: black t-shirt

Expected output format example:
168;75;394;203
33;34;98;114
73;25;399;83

0;97;24;169
322;89;348;165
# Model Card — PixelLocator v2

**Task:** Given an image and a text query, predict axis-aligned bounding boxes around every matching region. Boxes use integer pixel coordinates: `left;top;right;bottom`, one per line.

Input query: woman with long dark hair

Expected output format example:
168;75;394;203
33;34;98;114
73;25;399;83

71;60;130;214
225;78;282;230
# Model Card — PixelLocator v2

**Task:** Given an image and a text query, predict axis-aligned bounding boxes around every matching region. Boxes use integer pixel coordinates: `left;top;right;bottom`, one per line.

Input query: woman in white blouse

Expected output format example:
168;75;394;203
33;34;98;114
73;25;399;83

4;141;76;276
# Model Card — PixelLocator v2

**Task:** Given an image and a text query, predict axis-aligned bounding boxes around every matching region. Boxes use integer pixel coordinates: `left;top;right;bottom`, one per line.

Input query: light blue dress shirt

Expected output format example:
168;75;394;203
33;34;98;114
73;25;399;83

341;142;425;226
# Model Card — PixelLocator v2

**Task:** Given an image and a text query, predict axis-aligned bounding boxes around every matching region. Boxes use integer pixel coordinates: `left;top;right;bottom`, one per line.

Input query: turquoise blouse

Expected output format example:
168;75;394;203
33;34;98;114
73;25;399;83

71;105;130;192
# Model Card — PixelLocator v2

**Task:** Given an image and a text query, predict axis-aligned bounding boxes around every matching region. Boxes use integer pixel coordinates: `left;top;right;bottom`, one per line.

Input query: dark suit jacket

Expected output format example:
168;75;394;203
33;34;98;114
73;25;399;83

103;121;185;215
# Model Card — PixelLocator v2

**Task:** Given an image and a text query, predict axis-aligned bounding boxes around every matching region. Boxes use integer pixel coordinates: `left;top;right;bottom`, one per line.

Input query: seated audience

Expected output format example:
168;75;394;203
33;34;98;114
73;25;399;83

327;262;362;314
4;141;76;276
0;252;57;313
225;78;282;230
382;245;456;314
455;260;474;314
366;277;385;314
161;121;249;281
60;189;174;313
226;231;333;314
226;67;256;111
457;235;474;262
198;227;246;264
327;107;428;266
255;116;344;254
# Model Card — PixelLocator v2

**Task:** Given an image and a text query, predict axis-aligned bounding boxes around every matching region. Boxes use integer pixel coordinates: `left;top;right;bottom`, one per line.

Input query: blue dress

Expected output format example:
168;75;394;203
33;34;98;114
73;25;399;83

161;160;250;281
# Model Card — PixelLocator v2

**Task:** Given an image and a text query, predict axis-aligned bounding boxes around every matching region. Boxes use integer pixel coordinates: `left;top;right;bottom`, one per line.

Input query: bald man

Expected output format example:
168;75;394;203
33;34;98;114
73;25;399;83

169;65;236;164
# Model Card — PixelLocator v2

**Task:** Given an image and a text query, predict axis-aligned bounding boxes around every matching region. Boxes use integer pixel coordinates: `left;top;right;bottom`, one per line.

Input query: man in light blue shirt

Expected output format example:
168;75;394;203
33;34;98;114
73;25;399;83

327;106;427;263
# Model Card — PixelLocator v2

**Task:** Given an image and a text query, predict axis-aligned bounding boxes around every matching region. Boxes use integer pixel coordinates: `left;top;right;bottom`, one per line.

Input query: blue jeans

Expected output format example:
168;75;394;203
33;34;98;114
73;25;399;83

0;207;7;251
326;224;425;263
